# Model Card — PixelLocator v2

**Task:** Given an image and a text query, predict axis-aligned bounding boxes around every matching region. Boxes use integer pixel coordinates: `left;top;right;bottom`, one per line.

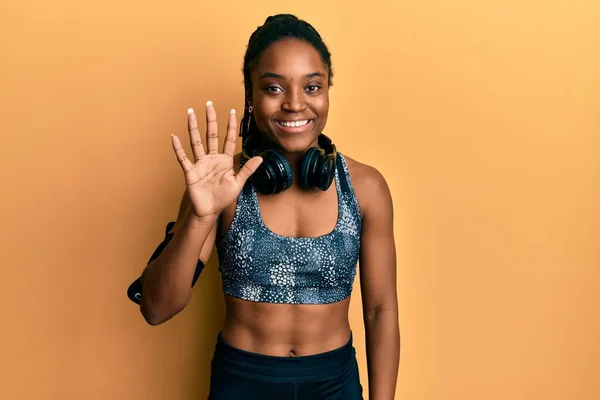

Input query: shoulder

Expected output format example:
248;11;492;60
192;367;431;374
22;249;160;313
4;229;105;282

342;154;389;192
340;153;393;218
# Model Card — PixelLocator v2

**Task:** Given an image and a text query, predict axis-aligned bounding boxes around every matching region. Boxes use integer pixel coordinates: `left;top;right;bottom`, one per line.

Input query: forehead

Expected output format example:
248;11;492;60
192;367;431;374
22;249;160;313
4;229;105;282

254;38;327;78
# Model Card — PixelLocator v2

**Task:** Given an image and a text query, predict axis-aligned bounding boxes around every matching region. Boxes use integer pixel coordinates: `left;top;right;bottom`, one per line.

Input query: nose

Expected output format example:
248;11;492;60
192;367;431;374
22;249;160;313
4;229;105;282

281;88;307;113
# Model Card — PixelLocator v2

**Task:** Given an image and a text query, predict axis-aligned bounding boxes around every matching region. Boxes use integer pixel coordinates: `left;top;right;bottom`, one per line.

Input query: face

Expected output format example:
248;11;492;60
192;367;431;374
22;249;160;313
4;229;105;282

250;38;330;155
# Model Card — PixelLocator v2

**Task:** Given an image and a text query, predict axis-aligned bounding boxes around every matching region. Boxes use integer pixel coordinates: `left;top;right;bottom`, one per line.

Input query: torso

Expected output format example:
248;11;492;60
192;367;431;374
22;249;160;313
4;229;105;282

216;152;368;357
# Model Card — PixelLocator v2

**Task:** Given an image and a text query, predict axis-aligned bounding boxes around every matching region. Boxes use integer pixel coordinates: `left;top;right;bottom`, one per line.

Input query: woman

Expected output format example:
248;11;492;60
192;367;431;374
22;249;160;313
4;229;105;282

134;14;400;399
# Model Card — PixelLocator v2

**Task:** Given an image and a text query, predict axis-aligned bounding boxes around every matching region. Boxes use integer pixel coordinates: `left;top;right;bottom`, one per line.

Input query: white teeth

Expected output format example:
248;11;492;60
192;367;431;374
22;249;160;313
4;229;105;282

280;120;309;127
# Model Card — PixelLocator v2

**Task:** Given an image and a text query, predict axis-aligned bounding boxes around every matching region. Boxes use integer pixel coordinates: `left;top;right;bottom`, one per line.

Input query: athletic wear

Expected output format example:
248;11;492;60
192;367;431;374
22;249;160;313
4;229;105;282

208;332;363;400
215;154;362;304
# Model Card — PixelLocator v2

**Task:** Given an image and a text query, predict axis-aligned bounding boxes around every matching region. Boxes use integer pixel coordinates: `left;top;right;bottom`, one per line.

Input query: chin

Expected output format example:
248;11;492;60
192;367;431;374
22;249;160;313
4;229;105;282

274;133;320;155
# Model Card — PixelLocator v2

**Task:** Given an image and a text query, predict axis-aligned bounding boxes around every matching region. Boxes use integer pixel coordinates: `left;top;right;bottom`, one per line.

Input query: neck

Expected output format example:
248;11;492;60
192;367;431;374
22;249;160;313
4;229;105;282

250;134;322;187
283;152;306;182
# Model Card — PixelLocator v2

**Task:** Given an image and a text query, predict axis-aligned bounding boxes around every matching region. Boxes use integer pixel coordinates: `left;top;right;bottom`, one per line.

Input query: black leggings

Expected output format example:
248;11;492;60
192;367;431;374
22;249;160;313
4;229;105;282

207;332;364;400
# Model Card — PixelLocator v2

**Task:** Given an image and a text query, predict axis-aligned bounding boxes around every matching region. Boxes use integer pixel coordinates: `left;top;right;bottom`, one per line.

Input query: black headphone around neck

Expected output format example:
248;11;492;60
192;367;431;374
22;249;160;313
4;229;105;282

241;133;338;195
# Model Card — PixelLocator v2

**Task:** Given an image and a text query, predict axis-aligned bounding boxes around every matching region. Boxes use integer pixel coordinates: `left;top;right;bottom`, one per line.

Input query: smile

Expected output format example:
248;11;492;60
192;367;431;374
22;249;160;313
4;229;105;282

277;119;311;127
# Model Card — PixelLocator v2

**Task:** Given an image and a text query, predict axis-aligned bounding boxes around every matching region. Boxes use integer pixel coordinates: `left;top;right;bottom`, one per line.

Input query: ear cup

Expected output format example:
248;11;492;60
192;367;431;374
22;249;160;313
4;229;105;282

299;147;336;191
316;155;335;191
251;148;293;194
244;133;336;193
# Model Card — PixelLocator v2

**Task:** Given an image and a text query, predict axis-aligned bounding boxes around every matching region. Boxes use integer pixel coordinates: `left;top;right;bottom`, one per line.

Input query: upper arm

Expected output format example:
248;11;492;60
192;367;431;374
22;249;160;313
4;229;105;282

170;187;217;264
357;167;398;315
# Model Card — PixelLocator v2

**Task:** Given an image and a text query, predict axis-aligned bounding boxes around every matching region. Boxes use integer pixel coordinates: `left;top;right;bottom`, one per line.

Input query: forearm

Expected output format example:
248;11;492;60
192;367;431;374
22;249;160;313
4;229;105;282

365;308;400;400
140;213;215;324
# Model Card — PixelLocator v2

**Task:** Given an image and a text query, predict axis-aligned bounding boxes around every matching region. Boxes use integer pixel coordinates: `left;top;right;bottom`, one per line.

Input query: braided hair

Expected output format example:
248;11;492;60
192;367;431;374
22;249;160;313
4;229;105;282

239;14;334;145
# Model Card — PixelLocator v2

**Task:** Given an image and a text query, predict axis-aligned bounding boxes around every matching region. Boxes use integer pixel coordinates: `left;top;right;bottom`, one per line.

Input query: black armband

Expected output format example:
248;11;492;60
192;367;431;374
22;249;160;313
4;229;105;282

126;221;206;305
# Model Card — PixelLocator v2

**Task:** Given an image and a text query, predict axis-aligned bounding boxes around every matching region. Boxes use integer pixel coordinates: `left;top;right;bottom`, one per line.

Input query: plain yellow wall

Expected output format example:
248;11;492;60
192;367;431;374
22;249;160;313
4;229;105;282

1;1;599;399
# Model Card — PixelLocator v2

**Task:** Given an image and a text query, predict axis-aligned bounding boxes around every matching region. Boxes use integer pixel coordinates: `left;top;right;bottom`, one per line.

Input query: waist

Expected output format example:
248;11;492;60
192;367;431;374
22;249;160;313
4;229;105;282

221;294;352;356
211;330;356;380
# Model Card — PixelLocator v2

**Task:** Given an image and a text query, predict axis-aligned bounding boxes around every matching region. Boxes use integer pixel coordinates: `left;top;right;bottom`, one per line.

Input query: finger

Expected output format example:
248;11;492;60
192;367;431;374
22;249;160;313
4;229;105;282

222;109;238;157
187;108;205;161
235;156;263;187
171;134;194;174
205;100;219;154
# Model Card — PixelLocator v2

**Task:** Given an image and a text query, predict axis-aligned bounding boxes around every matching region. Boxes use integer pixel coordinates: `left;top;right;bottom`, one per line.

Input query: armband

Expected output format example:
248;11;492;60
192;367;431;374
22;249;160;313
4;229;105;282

126;221;206;305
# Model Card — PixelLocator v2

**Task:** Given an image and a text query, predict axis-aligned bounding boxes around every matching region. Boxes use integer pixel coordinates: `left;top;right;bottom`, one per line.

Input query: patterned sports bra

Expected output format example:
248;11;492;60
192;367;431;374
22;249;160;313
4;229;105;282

215;154;362;304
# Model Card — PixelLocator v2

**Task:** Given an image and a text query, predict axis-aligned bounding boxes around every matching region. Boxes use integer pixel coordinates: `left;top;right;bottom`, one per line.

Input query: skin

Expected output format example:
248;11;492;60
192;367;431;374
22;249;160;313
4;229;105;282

142;38;400;399
248;39;330;160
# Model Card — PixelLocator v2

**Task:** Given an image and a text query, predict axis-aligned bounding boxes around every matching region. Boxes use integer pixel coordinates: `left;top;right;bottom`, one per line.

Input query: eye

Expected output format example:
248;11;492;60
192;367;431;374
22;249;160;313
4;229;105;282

265;85;283;93
306;85;322;93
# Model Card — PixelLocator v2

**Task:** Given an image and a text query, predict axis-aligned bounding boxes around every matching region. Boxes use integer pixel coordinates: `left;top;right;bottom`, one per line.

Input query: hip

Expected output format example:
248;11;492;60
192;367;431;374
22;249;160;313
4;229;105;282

208;331;363;400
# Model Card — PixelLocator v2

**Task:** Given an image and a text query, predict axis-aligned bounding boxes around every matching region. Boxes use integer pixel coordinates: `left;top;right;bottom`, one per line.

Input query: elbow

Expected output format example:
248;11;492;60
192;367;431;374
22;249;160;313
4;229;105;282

364;306;382;326
144;316;167;326
140;301;166;326
140;307;165;326
138;273;191;326
364;303;399;326
140;296;187;326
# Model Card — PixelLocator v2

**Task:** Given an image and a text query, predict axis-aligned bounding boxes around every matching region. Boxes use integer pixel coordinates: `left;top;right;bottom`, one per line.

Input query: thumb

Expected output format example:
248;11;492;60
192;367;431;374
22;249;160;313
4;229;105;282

235;156;263;187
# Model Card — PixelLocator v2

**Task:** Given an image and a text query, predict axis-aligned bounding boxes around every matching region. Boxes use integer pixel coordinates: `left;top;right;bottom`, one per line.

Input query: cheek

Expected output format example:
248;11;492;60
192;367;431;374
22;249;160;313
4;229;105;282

320;98;329;115
314;96;329;123
314;92;329;113
253;97;278;128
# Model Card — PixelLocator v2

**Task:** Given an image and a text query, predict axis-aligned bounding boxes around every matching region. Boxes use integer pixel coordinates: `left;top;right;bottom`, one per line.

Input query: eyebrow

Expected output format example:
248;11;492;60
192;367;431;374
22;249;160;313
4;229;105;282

259;72;326;80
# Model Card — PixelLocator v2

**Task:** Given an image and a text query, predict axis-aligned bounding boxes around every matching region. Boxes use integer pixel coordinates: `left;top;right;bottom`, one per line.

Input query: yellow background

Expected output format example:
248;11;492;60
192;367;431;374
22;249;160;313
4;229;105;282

1;1;598;399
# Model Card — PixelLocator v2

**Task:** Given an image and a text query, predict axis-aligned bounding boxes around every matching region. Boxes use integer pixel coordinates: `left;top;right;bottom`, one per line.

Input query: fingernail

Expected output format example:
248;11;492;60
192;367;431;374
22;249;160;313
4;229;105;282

206;100;213;107
230;108;236;115
187;108;194;115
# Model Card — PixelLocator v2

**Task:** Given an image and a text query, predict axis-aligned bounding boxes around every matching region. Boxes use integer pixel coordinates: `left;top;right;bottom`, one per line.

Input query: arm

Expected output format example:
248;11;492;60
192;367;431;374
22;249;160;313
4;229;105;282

138;103;261;326
140;188;217;326
359;168;400;400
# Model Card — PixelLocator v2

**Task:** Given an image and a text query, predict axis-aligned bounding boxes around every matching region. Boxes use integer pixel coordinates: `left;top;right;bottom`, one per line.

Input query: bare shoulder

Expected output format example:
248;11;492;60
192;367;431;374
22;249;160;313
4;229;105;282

341;154;393;217
342;154;389;191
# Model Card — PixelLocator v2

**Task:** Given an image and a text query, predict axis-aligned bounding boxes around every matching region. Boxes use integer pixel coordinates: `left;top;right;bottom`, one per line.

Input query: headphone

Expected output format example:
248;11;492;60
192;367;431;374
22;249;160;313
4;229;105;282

241;133;338;195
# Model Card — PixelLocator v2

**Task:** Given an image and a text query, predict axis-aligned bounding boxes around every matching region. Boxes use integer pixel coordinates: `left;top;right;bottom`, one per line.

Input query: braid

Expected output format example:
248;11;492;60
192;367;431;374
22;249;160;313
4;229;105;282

238;14;334;146
239;104;259;146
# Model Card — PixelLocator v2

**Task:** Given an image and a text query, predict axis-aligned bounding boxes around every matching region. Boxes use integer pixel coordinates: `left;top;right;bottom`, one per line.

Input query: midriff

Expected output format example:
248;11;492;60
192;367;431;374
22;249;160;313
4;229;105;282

220;294;352;357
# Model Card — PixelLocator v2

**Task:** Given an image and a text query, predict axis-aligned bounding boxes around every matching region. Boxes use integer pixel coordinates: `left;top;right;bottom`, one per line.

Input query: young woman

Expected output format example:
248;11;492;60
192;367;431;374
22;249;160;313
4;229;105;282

134;14;400;400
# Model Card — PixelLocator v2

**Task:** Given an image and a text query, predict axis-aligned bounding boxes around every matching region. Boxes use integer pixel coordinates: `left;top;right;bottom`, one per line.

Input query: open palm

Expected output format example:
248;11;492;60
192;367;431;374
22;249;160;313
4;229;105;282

171;102;263;220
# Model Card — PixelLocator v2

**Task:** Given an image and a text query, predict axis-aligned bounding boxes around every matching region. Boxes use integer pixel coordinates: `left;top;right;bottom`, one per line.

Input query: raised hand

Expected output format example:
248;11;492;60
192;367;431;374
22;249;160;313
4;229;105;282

171;101;263;221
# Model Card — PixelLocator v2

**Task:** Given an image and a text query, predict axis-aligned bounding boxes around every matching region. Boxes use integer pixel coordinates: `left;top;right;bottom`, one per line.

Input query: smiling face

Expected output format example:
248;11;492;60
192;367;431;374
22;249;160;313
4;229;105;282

249;38;330;155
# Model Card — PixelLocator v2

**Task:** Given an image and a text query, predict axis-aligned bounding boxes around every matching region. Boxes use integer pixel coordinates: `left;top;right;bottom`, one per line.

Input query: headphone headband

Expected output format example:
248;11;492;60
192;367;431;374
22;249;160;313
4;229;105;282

315;134;337;160
241;133;338;194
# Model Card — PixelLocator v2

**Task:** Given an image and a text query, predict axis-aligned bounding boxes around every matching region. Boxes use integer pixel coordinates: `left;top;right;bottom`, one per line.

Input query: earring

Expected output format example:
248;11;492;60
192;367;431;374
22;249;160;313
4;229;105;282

246;106;253;134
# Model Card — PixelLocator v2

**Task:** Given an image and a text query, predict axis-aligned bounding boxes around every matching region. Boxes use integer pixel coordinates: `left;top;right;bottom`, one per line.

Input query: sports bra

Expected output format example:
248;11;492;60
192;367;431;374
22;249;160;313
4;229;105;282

215;153;362;304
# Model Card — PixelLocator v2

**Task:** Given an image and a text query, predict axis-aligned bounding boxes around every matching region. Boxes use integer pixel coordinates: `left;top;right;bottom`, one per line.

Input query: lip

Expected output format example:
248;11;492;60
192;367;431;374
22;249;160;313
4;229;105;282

275;119;314;134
